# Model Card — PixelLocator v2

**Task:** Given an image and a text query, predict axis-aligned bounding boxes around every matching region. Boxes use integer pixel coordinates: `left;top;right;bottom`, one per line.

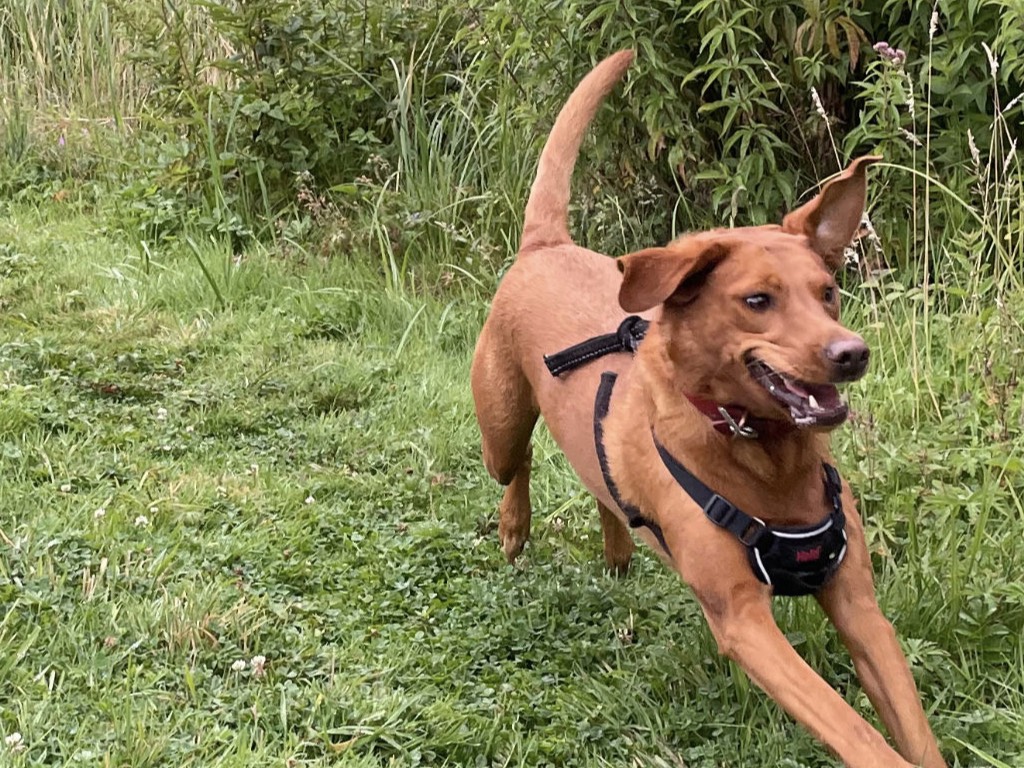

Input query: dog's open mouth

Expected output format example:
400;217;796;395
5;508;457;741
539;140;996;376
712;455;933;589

746;358;848;427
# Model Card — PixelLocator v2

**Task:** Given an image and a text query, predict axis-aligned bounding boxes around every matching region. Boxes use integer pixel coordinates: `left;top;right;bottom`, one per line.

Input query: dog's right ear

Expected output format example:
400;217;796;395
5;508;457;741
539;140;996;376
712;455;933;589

782;155;881;270
617;239;727;312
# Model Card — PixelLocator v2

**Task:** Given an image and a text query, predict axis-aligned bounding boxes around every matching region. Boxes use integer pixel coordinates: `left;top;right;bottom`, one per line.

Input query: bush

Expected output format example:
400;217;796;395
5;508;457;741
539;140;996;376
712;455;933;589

1;0;1021;265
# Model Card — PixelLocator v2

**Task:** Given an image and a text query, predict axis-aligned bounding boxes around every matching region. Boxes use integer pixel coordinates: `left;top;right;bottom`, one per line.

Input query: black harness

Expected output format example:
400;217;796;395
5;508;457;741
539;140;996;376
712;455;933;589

549;316;849;597
594;372;671;553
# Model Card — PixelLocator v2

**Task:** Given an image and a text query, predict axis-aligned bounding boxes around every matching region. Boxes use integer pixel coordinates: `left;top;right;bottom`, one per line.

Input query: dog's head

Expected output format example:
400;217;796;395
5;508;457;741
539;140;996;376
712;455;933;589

617;156;880;431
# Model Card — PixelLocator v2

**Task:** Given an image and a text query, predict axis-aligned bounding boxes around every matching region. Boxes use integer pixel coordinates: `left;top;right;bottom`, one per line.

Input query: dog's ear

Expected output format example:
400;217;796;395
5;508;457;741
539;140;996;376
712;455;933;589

782;155;881;270
617;239;727;312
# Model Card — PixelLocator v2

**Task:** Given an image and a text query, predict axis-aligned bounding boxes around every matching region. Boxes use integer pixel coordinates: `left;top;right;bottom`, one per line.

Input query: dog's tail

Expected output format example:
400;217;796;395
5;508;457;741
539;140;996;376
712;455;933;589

520;50;634;251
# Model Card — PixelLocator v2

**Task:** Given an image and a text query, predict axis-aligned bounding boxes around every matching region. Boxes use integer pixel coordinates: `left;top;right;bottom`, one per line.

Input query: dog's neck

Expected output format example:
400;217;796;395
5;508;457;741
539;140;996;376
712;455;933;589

629;336;833;526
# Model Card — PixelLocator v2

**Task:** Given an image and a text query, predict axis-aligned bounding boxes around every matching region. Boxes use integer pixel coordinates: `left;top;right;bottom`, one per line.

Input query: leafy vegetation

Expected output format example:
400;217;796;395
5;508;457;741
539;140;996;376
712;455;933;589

1;0;1023;766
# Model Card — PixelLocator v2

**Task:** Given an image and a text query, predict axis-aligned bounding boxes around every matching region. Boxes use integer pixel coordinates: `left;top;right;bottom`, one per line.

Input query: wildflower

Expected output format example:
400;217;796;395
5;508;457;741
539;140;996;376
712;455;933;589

4;732;24;753
149;505;158;514
904;72;916;119
929;6;939;39
231;659;247;672
156;407;168;421
94;507;106;519
982;42;999;78
60;483;72;493
872;41;907;67
304;495;315;505
1003;93;1024;115
900;128;923;147
134;514;149;527
810;87;828;120
860;214;884;258
843;246;860;269
58;134;66;148
250;655;267;678
967;129;981;168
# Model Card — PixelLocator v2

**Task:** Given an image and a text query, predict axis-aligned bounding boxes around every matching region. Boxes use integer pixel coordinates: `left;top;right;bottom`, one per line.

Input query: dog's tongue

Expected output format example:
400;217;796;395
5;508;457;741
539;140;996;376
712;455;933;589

786;380;811;398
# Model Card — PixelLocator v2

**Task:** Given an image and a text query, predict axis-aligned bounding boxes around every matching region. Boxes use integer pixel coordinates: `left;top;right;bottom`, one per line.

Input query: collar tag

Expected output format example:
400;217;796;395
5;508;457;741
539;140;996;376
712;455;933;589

716;406;759;439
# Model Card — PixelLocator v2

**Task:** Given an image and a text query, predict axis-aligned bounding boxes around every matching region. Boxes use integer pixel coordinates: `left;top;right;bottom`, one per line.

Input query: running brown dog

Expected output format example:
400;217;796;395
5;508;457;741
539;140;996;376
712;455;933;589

471;51;945;767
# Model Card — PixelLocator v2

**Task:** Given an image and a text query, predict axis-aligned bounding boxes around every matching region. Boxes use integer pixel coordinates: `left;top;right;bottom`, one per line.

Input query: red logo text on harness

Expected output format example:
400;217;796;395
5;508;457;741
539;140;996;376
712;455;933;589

795;546;822;563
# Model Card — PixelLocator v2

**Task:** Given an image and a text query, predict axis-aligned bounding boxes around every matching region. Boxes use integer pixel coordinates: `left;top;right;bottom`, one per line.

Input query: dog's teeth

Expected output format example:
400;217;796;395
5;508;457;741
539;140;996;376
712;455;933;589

808;394;819;410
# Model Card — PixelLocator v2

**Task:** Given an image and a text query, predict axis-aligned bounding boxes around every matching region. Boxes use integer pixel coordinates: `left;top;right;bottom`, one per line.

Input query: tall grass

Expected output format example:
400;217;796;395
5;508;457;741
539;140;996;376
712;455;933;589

0;0;142;117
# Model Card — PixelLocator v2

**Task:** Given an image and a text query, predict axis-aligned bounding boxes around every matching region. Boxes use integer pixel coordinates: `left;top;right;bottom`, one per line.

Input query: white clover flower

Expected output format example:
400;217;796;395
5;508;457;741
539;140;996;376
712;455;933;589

94;507;106;519
60;483;71;493
231;659;247;672
134;515;149;527
156;407;168;421
250;655;267;678
149;505;158;514
4;732;24;752
304;495;315;505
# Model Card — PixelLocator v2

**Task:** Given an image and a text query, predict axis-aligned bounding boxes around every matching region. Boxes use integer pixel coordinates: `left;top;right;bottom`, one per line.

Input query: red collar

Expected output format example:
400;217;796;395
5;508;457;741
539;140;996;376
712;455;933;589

684;394;795;439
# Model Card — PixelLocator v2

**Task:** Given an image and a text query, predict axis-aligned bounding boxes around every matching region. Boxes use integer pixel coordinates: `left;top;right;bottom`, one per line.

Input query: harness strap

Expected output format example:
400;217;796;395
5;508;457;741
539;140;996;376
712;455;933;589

654;436;845;539
594;372;671;555
545;316;649;377
654;435;847;591
545;316;792;439
653;437;764;545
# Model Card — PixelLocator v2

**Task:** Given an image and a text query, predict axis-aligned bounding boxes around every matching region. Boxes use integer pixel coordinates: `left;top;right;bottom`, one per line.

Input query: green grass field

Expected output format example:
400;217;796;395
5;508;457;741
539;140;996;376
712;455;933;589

2;195;1023;766
1;1;1023;761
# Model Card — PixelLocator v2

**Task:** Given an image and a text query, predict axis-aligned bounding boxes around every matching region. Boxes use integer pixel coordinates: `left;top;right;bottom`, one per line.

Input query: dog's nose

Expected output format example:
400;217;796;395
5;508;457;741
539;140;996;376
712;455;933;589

825;337;870;381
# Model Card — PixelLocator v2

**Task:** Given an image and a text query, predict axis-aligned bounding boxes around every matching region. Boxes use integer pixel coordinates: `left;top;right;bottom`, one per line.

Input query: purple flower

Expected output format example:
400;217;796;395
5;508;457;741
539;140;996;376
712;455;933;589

58;133;66;147
872;41;907;66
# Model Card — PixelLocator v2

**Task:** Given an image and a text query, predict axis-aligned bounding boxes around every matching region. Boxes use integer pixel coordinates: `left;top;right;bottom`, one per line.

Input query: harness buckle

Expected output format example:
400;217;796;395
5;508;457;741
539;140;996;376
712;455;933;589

738;518;768;547
716;406;759;439
822;463;843;511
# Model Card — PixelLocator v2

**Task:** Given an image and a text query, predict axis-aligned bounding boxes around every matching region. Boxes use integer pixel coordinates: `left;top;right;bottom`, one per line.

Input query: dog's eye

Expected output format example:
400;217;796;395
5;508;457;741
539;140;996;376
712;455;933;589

823;287;836;304
744;294;773;311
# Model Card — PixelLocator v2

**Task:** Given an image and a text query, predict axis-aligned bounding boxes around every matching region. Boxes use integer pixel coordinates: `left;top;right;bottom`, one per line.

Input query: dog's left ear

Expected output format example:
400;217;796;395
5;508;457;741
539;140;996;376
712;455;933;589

782;155;881;270
617;238;727;312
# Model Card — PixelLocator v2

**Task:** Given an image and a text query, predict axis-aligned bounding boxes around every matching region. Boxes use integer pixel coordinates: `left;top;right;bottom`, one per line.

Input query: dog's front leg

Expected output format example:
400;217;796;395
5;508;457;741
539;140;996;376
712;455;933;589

816;503;946;768
694;586;915;767
666;521;916;768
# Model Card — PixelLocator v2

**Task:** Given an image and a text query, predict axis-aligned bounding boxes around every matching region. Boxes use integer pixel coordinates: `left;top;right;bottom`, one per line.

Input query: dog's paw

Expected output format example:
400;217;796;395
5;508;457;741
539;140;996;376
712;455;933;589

604;555;632;577
498;526;528;563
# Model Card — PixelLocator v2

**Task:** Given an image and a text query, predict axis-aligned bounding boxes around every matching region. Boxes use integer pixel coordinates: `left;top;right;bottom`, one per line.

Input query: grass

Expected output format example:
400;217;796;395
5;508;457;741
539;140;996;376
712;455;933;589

1;0;1023;763
1;190;1023;768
